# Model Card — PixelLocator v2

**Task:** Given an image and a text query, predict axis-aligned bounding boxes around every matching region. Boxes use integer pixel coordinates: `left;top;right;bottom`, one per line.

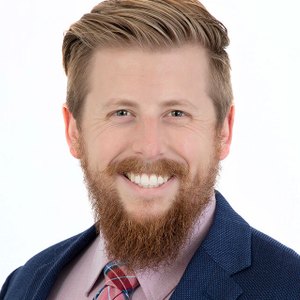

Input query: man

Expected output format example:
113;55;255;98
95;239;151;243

1;0;299;299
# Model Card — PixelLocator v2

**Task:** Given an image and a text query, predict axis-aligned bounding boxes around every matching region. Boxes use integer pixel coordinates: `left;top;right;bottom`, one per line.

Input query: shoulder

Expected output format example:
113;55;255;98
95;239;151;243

235;224;300;297
209;191;300;297
251;227;300;274
0;225;97;300
19;225;97;272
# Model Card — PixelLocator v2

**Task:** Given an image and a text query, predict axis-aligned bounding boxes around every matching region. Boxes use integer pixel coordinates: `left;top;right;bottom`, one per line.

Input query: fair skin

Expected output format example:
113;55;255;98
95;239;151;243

63;44;234;220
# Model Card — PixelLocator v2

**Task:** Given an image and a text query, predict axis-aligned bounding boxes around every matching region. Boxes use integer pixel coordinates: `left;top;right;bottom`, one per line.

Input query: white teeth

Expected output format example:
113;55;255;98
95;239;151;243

130;173;135;182
157;176;164;185
149;174;158;186
134;175;141;184
140;174;149;186
125;173;170;188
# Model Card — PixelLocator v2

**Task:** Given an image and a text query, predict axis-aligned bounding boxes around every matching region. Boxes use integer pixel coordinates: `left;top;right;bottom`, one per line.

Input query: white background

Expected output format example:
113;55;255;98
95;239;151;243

1;0;299;284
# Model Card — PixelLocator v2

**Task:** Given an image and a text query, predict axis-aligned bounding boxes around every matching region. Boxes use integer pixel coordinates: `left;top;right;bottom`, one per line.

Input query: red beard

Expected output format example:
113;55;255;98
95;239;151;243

81;154;219;271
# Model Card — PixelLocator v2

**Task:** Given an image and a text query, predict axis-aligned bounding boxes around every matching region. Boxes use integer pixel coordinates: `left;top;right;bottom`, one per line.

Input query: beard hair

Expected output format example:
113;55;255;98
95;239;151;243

80;145;220;271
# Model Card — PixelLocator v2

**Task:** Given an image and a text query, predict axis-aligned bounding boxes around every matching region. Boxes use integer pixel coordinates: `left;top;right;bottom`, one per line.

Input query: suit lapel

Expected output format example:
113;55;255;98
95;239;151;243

24;226;98;300
171;249;243;300
171;191;252;300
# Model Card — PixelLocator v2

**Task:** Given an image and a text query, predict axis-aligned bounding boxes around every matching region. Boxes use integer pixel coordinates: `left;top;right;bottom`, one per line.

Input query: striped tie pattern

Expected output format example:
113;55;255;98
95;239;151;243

93;261;139;300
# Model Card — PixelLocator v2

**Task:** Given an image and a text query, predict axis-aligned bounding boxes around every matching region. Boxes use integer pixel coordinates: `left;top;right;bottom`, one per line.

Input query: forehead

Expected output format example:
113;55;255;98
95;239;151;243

86;44;210;107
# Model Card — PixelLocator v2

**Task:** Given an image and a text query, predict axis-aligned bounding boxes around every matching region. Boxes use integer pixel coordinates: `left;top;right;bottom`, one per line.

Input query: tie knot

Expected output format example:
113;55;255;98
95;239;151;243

104;261;139;294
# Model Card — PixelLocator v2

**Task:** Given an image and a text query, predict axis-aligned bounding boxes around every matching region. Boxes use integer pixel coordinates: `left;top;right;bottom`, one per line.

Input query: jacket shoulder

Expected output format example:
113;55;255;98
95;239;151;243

28;226;97;266
0;225;97;300
234;227;300;299
203;191;300;299
251;228;300;274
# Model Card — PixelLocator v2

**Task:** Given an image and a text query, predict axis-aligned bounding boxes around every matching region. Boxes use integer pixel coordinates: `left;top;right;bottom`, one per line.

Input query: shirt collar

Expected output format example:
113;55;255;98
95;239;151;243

85;235;109;297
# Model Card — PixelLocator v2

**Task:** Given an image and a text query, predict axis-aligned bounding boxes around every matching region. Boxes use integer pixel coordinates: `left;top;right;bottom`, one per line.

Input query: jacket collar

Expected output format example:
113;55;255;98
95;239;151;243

171;191;252;300
25;226;98;300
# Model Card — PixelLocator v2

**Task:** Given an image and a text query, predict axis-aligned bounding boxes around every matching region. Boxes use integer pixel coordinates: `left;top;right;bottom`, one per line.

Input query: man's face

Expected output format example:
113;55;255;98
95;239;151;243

64;44;233;269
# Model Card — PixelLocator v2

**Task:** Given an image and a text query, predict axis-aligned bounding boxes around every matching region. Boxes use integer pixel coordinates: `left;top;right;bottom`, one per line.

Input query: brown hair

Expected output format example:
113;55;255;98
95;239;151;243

62;0;233;129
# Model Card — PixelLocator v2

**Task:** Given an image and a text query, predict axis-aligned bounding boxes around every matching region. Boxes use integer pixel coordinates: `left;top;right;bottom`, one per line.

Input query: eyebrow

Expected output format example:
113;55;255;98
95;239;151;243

161;99;198;110
103;99;138;109
104;98;198;110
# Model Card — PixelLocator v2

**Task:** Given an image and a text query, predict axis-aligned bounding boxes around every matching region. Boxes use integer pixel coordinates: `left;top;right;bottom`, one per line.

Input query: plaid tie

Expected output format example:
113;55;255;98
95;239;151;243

93;261;139;300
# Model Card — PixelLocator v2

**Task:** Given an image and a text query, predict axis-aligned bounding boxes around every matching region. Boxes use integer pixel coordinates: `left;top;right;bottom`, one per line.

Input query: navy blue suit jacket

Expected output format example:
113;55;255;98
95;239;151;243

1;191;300;299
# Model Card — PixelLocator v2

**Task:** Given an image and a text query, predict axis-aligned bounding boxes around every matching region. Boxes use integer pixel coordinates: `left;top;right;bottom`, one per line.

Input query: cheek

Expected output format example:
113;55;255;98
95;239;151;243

173;132;215;174
84;129;129;170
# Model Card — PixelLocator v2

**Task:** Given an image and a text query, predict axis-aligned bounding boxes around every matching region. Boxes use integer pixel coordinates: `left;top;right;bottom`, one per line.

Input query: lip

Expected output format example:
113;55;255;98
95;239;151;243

118;174;177;198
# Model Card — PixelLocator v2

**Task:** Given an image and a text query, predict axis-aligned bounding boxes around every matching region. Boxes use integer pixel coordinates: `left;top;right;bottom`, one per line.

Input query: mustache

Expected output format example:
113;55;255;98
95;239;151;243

105;157;189;179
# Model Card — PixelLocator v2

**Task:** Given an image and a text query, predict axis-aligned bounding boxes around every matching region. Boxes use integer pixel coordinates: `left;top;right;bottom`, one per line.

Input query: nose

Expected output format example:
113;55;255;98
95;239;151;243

131;117;164;160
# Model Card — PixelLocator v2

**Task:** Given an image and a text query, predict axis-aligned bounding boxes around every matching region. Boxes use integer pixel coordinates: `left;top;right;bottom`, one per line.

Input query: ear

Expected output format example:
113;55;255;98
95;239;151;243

218;105;235;160
62;104;81;159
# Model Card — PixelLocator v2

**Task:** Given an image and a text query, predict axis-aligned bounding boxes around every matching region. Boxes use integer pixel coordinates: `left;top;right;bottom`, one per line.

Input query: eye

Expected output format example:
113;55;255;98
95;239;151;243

169;110;186;117
114;109;132;117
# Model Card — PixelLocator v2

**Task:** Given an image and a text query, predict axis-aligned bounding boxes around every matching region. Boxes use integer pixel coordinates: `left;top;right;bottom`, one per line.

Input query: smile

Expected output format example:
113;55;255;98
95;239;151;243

124;173;171;188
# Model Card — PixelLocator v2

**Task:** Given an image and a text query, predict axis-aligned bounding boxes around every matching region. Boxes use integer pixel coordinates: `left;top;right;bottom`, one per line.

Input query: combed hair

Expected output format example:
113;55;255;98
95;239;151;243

63;0;233;128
